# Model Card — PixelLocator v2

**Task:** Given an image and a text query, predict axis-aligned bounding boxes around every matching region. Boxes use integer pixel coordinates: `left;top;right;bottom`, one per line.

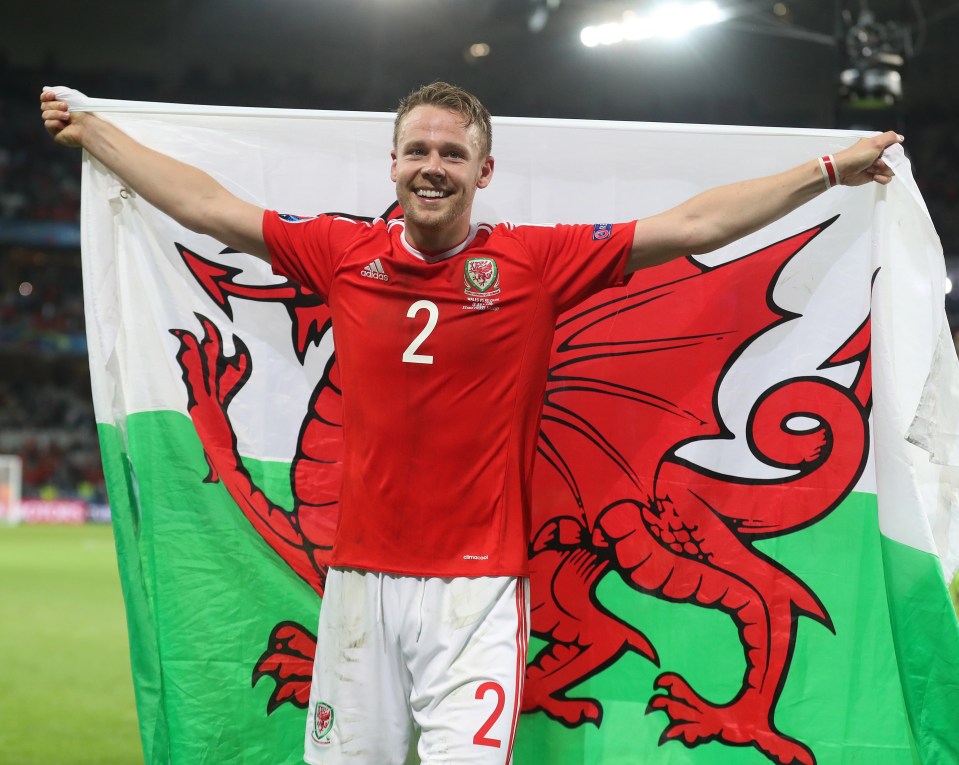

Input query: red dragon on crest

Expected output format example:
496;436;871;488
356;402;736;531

169;208;871;765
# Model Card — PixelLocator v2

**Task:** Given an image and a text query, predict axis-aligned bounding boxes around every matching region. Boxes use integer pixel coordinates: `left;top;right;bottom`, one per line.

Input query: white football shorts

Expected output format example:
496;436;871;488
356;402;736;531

304;567;530;765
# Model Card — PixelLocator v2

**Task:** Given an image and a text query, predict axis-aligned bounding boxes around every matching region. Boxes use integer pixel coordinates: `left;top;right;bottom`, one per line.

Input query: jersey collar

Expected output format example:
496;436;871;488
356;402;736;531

395;222;480;263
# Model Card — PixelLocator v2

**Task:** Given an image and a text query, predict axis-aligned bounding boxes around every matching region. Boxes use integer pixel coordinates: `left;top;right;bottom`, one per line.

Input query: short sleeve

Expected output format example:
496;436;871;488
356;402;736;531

263;211;367;298
508;222;635;313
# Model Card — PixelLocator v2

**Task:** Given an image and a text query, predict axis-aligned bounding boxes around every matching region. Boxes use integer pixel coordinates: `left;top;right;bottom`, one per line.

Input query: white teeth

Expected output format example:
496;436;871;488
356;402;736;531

416;189;446;198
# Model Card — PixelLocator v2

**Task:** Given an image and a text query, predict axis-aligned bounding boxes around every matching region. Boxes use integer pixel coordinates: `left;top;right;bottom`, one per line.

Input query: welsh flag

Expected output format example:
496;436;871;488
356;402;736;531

67;90;959;764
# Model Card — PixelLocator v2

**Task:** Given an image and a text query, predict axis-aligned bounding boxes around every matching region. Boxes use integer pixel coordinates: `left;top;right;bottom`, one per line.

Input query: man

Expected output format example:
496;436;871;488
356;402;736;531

41;82;901;765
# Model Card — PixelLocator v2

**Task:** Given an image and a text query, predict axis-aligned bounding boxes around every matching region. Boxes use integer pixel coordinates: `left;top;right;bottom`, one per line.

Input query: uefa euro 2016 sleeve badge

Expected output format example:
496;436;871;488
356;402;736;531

592;223;612;240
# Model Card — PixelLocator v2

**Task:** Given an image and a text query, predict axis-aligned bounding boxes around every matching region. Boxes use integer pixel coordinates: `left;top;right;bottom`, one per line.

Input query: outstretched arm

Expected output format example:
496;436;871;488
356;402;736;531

40;89;269;262
627;131;903;274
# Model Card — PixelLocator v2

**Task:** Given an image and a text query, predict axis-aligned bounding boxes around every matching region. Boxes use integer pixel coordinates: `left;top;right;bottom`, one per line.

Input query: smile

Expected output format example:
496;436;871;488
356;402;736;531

415;189;451;199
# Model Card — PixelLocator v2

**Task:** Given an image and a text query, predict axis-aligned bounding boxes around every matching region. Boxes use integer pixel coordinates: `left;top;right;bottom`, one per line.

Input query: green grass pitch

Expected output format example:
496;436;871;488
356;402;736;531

0;524;142;764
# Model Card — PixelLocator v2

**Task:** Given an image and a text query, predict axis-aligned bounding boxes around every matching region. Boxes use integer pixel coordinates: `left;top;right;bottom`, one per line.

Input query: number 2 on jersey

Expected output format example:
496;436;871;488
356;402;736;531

403;300;438;364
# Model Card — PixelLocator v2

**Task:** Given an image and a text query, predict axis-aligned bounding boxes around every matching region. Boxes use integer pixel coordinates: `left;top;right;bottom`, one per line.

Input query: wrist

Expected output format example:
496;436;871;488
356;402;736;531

817;155;840;191
73;112;112;153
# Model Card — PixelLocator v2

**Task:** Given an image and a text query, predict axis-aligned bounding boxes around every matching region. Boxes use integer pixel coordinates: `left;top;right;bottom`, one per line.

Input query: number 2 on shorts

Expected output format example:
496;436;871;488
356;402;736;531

473;681;505;748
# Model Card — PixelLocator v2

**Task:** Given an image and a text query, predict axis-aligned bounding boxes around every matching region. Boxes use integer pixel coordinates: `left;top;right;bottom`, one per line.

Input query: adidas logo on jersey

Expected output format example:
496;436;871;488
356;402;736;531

360;259;389;281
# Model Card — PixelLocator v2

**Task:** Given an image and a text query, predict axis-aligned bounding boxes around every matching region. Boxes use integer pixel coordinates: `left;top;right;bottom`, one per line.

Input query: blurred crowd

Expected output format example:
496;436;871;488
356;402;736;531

1;62;957;502
0;259;100;500
0;378;103;501
0;233;96;499
909;104;959;263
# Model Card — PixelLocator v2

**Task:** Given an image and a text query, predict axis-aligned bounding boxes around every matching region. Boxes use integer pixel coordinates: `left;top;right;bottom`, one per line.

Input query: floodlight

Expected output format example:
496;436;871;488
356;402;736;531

580;1;728;47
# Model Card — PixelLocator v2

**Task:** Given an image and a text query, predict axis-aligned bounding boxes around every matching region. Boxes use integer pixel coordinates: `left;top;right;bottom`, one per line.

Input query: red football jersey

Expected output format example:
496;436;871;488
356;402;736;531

263;211;634;576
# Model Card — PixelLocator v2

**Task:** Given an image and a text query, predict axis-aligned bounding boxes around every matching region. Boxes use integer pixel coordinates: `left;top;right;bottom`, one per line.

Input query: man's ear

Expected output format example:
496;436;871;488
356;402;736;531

477;155;494;189
390;151;398;183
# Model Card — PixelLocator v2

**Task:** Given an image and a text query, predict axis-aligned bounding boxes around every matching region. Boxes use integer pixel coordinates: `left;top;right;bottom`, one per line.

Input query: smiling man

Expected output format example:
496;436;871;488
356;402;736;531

41;81;901;765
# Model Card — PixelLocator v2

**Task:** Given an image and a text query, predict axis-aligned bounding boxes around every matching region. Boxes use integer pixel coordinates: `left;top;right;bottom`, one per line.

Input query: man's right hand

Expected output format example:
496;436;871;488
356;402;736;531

38;86;270;262
41;88;87;148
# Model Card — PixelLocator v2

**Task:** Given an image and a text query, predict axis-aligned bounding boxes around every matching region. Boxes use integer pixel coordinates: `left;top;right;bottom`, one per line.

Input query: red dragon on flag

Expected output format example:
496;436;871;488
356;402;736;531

168;210;871;765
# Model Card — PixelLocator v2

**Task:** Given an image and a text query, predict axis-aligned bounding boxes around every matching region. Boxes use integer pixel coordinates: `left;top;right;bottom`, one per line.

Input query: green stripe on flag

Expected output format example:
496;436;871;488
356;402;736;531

99;412;318;765
881;533;959;765
99;421;170;765
100;412;958;764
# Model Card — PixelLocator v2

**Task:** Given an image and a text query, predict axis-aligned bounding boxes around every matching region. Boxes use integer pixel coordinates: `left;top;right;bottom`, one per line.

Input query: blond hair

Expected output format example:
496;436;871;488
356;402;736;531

394;82;492;157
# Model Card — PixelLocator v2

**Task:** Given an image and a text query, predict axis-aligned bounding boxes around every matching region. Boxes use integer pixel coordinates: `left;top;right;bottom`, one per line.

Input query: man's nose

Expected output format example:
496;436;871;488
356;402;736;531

422;151;445;176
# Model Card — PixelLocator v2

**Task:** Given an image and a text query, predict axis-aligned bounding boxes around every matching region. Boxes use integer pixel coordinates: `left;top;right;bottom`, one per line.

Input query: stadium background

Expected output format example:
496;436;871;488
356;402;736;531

1;1;957;763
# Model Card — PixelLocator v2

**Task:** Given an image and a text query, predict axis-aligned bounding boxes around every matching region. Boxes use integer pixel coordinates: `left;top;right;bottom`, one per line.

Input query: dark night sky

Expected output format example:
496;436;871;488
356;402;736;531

5;0;958;127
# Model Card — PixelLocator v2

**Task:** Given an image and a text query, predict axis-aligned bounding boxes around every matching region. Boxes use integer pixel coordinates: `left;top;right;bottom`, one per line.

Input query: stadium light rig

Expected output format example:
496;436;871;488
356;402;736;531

838;9;909;107
580;1;729;47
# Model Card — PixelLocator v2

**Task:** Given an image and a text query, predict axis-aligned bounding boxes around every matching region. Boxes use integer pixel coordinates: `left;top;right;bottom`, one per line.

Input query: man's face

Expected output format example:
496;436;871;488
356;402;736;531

391;105;493;245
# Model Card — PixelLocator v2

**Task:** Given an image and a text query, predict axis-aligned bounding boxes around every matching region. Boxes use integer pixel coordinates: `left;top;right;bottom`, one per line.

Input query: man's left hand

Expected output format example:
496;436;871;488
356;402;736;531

836;131;903;187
